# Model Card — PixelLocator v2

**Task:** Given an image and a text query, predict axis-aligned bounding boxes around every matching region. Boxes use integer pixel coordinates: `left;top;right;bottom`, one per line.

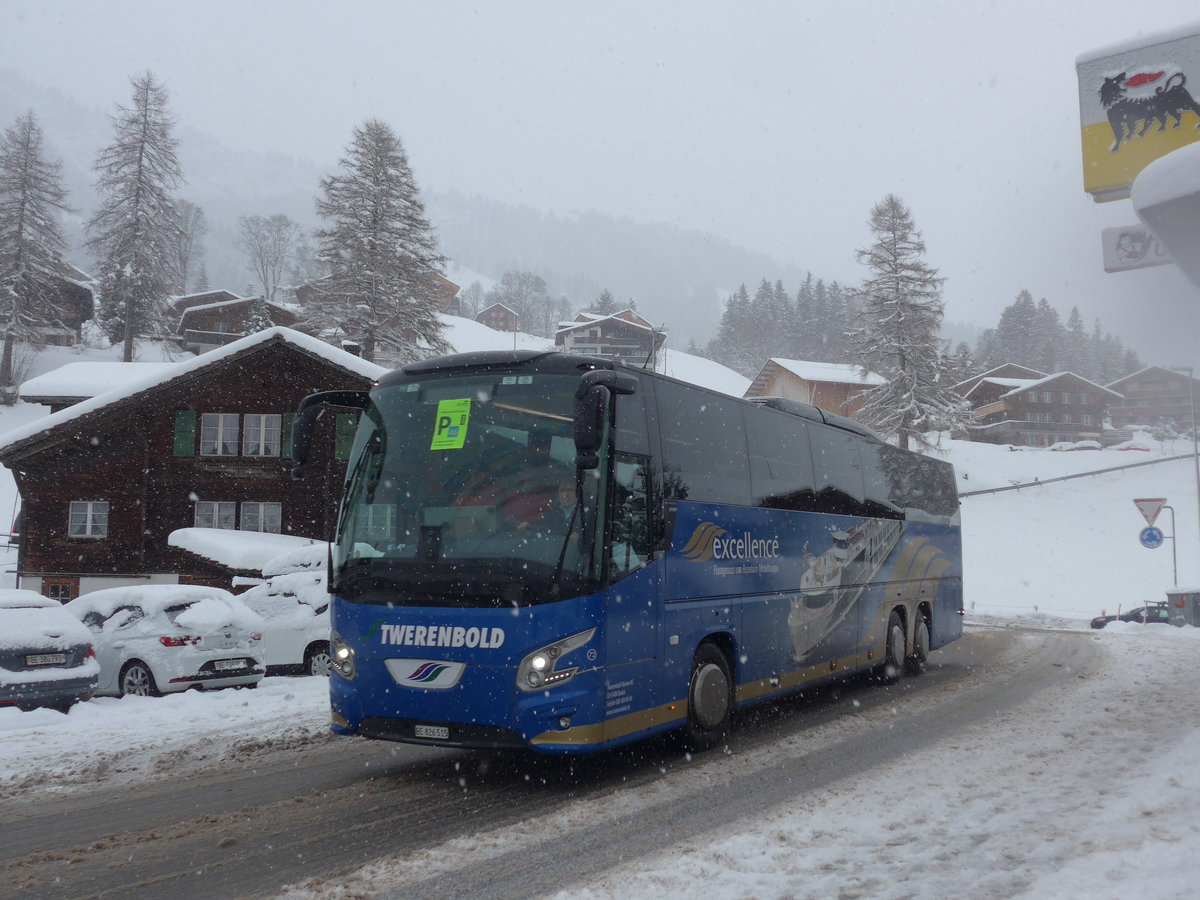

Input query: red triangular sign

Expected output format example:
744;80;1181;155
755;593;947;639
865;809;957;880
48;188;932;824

1134;498;1166;526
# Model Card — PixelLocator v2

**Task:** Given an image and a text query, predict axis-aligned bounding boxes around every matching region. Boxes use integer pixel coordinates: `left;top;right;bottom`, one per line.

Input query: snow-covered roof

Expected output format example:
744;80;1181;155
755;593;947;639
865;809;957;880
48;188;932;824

20;362;179;403
0;327;388;454
998;372;1124;401
169;527;328;574
178;297;293;317
477;302;518;316
1107;365;1200;390
556;315;658;336
951;364;1047;393
762;359;885;386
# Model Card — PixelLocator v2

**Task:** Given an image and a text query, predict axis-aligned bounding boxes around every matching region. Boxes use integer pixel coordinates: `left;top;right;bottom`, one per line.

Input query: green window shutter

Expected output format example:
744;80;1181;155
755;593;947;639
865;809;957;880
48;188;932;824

335;413;358;461
173;410;196;457
281;413;294;459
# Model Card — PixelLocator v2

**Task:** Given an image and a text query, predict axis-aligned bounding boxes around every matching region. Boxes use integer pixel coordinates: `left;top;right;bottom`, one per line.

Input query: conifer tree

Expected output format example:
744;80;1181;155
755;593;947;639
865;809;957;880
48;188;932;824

0;110;71;394
1064;306;1089;375
586;288;619;316
847;194;967;450
86;72;183;361
242;297;275;335
312;119;447;363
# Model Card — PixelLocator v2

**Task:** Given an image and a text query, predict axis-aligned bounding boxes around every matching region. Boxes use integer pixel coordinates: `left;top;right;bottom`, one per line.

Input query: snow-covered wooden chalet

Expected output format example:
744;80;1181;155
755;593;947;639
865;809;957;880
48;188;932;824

0;328;385;601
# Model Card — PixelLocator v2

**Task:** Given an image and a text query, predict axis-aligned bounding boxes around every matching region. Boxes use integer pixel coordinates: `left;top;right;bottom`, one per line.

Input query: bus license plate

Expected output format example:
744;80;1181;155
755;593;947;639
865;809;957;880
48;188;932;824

214;659;243;671
26;653;67;666
415;724;450;740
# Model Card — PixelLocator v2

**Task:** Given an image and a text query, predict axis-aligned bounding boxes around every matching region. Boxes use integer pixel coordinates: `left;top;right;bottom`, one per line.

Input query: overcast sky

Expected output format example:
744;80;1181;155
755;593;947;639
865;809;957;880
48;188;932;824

4;1;1200;369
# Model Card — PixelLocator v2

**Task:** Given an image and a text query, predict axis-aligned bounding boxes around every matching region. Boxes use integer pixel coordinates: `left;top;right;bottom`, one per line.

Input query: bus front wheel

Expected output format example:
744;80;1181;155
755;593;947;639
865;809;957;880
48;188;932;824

684;642;733;751
876;610;906;685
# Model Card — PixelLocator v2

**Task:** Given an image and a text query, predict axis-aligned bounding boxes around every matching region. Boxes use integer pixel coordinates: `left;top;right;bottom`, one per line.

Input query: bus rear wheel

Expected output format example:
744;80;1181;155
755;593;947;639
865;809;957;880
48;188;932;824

905;615;930;676
684;642;733;751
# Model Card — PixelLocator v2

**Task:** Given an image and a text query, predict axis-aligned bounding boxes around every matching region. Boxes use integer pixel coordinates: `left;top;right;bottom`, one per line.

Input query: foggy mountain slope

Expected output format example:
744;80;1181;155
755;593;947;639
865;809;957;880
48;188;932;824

0;67;816;348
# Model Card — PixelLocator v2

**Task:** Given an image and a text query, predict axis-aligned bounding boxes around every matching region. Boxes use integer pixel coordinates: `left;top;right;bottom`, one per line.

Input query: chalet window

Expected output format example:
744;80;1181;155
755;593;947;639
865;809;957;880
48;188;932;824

68;501;109;538
1080;393;1092;405
195;501;237;529
1027;392;1038;403
243;414;283;457
200;413;240;455
1041;391;1053;403
1061;392;1072;404
43;577;78;603
240;502;282;533
1082;415;1094;426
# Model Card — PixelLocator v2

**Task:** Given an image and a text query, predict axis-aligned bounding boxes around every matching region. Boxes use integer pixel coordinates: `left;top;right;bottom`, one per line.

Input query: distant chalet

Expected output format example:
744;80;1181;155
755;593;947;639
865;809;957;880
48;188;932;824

0;328;385;601
554;310;666;367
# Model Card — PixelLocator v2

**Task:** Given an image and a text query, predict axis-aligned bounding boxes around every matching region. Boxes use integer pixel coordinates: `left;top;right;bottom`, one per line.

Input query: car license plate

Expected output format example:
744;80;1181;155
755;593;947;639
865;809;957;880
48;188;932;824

214;659;243;671
26;653;67;666
414;724;450;740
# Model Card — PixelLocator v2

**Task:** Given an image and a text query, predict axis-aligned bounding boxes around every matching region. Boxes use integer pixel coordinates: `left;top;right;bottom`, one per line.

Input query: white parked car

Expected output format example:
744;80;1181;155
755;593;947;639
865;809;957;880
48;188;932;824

238;543;331;676
0;589;99;711
65;585;265;697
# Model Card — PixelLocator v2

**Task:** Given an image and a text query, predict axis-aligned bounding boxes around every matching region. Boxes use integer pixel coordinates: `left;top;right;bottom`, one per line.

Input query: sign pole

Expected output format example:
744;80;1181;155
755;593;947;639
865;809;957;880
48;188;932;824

1163;504;1178;586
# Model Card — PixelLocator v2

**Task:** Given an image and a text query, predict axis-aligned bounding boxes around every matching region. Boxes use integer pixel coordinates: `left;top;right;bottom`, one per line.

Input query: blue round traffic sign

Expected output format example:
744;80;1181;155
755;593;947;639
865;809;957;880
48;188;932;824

1139;526;1164;549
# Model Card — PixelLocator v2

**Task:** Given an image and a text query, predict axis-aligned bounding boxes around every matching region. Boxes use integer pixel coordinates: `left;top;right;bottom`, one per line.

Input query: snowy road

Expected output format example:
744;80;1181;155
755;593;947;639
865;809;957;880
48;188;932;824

1;626;1092;899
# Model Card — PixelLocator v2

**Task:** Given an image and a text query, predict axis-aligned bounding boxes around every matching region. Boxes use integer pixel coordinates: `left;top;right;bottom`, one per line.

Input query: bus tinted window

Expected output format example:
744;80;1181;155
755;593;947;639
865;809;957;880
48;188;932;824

614;379;651;455
746;406;816;511
860;440;904;519
810;426;865;515
657;381;751;505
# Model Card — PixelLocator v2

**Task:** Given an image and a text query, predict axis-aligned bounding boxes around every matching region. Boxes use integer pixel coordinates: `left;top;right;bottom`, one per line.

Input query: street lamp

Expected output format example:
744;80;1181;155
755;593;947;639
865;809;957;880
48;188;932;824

1169;365;1200;567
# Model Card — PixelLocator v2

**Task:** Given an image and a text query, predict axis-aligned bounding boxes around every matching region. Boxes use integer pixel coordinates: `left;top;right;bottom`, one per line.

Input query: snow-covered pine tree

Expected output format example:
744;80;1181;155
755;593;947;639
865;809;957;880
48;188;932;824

243;297;275;335
237;214;301;303
312;119;447;363
847;194;968;450
85;72;183;361
586;288;619;316
0;110;71;396
1064;306;1088;375
993;290;1039;365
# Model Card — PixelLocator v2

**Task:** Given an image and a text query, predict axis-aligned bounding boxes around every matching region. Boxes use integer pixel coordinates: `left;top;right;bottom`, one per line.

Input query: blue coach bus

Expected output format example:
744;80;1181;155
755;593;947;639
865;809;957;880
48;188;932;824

292;350;963;754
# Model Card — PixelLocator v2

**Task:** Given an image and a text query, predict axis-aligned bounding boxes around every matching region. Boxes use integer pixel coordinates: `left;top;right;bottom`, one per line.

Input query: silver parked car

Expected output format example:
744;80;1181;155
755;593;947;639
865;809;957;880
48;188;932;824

0;589;99;712
65;585;265;697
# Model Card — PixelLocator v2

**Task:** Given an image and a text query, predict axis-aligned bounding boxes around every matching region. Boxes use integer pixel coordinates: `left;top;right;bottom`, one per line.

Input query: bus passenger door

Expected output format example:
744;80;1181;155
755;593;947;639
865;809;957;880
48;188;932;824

602;453;661;734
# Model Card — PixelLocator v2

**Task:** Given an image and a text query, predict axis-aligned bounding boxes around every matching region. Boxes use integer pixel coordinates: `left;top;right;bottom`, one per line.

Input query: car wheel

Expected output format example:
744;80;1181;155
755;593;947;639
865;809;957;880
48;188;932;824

683;642;733;751
905;615;930;676
119;661;160;697
305;642;333;677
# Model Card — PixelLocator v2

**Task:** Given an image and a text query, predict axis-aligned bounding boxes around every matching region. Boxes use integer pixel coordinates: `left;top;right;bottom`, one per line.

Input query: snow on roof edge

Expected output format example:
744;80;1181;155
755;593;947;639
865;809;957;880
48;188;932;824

0;328;387;454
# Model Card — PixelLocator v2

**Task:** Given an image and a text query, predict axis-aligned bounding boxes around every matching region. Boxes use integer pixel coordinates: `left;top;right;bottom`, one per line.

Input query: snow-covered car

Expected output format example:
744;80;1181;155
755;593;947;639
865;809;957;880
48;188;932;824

65;585;266;697
238;542;332;676
0;589;99;712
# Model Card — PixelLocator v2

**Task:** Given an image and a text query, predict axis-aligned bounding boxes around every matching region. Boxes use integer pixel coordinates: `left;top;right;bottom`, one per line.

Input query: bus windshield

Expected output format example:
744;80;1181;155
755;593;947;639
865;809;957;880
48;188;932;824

332;372;605;608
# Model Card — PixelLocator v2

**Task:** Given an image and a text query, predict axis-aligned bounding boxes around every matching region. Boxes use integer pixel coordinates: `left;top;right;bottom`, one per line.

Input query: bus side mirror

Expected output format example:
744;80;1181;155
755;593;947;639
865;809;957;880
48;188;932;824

573;370;638;470
291;390;370;480
574;385;609;470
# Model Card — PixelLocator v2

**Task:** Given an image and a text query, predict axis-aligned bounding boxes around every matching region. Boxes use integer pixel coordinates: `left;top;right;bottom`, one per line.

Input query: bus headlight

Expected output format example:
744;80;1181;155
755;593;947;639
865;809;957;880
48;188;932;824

517;628;596;693
331;632;356;680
